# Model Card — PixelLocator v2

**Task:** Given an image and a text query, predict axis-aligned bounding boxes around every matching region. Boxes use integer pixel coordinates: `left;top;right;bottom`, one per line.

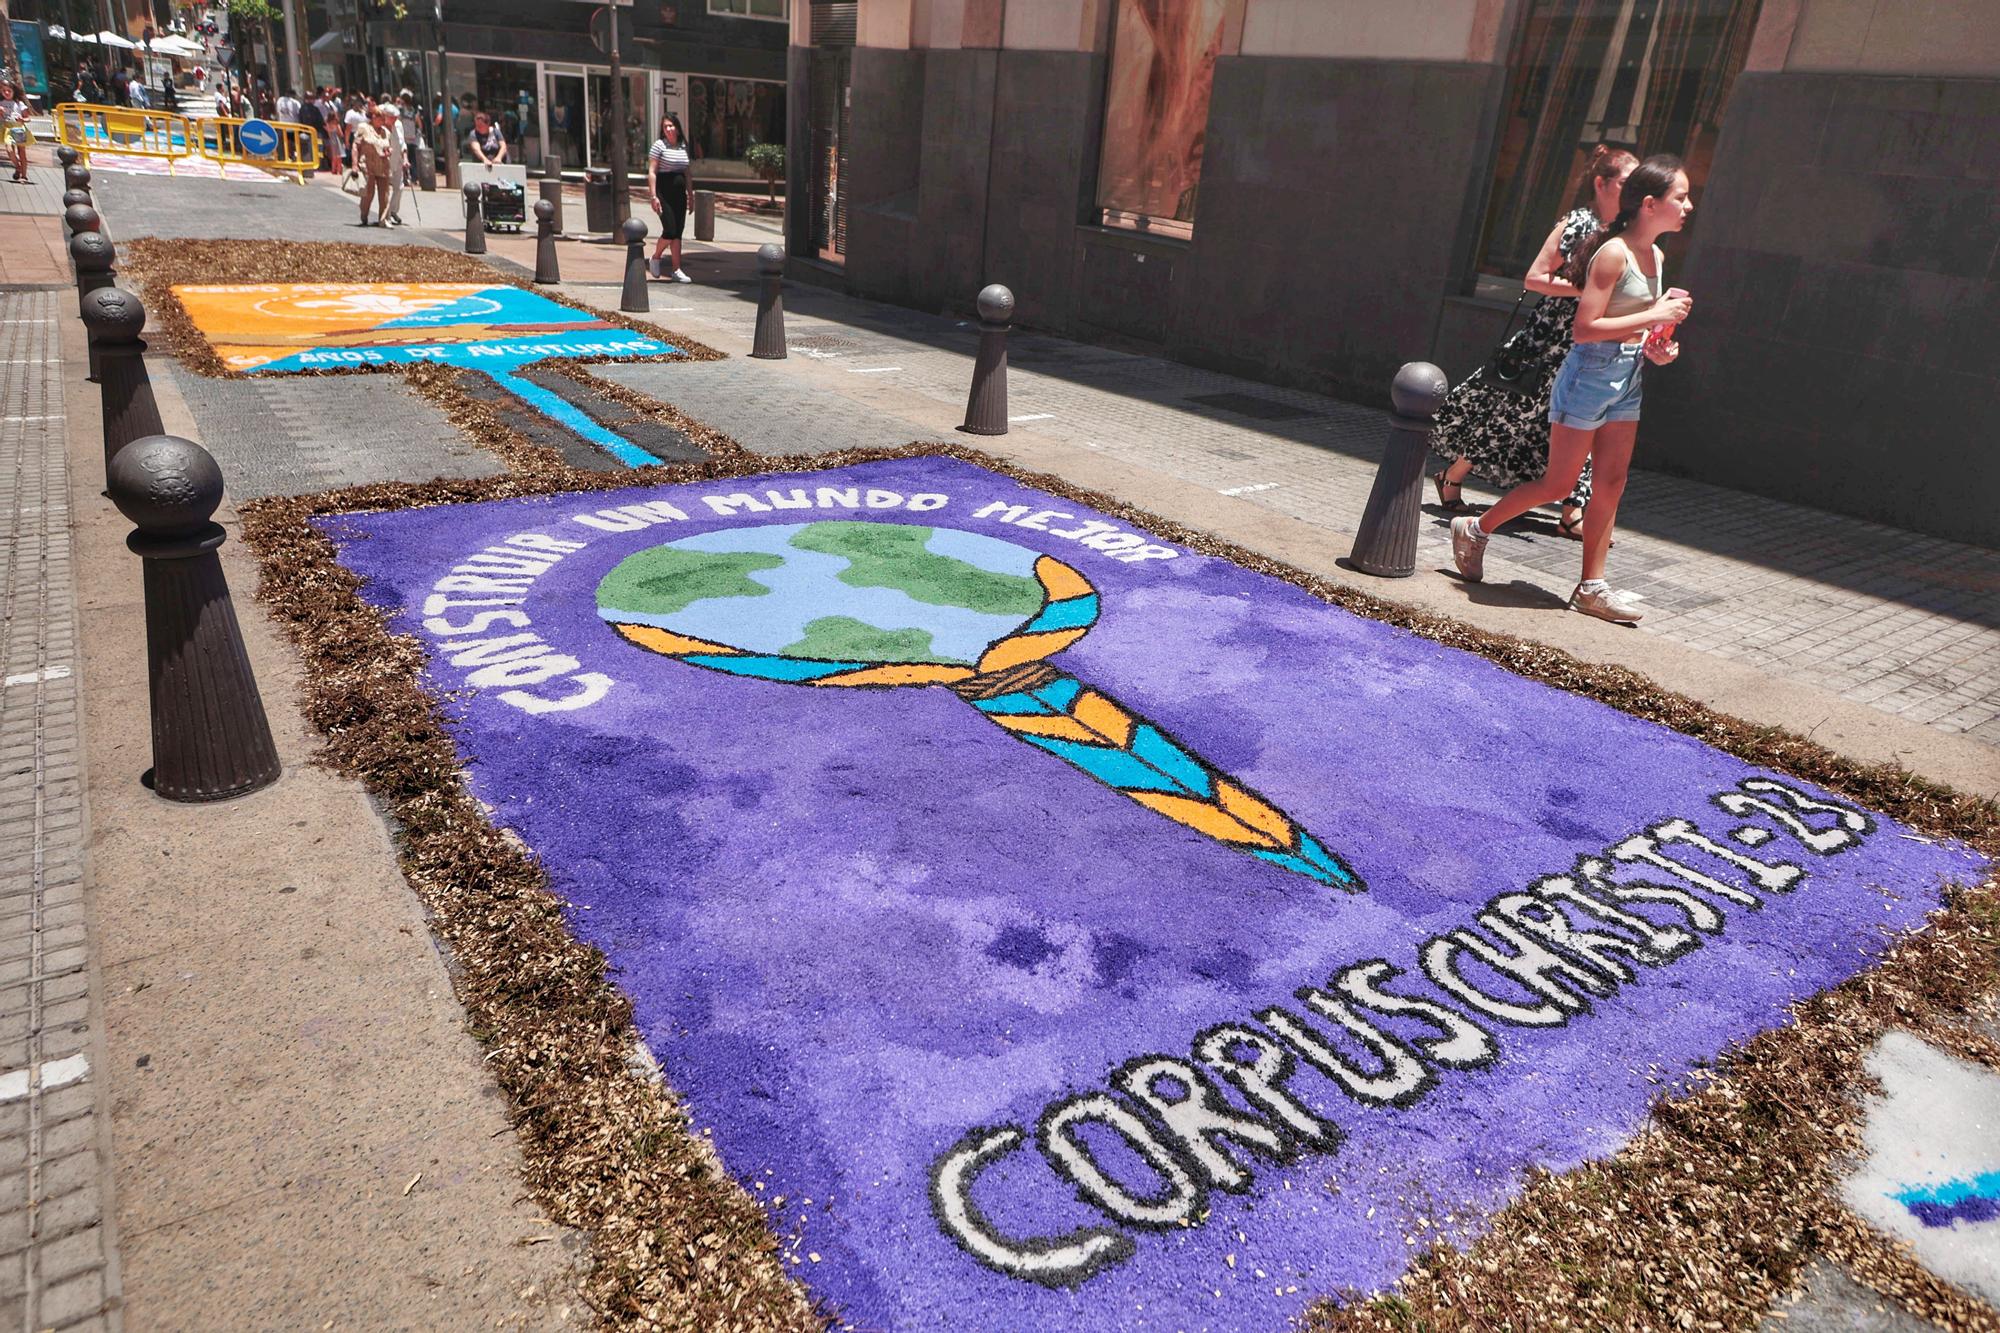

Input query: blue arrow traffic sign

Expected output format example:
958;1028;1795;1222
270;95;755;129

238;118;279;158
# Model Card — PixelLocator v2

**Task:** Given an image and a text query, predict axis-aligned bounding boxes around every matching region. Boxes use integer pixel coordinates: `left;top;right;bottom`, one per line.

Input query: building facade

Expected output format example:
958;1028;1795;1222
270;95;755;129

332;0;787;182
785;0;2000;548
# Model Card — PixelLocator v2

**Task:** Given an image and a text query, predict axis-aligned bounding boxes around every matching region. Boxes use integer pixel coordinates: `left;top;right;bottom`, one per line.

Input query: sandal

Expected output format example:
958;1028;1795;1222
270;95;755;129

1556;511;1613;547
1431;469;1474;514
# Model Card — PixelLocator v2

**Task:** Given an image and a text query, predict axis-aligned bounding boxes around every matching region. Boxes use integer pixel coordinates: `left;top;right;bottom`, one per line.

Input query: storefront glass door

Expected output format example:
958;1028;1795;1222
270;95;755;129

586;70;649;177
544;68;586;174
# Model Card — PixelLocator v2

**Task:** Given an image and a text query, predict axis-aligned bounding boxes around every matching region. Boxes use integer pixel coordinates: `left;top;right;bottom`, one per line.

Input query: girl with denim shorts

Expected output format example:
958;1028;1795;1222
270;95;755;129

1450;155;1695;624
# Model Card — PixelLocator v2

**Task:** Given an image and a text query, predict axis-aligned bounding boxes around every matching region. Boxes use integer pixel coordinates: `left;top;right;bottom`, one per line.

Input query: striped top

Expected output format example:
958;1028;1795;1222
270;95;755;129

648;139;690;174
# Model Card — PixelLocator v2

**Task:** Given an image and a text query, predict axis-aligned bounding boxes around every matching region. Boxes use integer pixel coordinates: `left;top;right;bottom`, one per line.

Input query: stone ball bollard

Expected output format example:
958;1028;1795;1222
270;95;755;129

1348;361;1450;578
532;199;561;285
959;282;1015;436
62;188;92;211
81;287;164;477
975;283;1015;326
107;435;281;802
56;145;79;168
64;164;91;194
64;202;101;239
70;231;119;378
619;216;650;313
750;244;787;360
462;181;486;254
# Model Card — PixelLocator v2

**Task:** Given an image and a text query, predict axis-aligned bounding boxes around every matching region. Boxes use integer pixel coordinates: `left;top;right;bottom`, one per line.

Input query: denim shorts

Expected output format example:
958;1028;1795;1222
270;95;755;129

1548;340;1645;429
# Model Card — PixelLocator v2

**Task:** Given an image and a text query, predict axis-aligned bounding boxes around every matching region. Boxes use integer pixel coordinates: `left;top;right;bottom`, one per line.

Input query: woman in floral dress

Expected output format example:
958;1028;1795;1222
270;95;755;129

1430;145;1637;538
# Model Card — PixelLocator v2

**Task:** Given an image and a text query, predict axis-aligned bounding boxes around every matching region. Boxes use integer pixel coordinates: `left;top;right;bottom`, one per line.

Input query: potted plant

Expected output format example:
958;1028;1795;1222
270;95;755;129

745;140;783;205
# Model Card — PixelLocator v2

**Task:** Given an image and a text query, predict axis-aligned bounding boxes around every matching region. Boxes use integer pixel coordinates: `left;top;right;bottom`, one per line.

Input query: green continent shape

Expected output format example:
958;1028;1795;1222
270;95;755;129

789;522;1042;616
782;616;949;664
596;546;785;617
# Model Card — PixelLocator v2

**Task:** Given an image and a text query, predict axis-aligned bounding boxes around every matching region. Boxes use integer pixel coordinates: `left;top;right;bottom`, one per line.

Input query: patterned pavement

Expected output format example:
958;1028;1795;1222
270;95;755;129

0;289;120;1330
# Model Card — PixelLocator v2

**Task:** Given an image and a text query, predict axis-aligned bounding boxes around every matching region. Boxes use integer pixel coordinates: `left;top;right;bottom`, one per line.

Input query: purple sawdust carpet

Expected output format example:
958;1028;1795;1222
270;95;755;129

325;455;1985;1331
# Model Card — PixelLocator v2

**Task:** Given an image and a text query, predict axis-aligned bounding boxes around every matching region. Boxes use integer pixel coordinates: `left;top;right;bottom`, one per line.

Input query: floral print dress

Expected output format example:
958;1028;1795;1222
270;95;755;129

1430;206;1598;508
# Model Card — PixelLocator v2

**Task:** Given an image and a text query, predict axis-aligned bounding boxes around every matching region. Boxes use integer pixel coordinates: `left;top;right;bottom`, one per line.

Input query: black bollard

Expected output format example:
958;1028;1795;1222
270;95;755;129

532;200;561;285
462;182;486;254
81;289;165;485
107;436;281;802
750;243;786;360
1348;362;1450;578
70;232;117;381
538;177;564;235
63;164;91;196
62;188;91;212
958;284;1014;436
64;203;101;240
619;216;650;313
56;145;79;168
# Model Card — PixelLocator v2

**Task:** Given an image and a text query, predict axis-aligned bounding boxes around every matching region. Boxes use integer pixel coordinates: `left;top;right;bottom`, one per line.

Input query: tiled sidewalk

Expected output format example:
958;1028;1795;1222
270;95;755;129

593;278;2000;748
0;289;121;1330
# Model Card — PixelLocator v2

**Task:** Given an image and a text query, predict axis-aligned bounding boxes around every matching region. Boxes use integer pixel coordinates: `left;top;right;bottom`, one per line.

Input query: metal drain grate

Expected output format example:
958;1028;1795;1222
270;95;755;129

1184;391;1318;422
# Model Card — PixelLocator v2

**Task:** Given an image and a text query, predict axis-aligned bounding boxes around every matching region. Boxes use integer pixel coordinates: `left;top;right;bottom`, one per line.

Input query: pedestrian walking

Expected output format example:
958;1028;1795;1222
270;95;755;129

297;90;328;171
350;105;394;226
318;89;345;173
1;80;32;184
1430;144;1637;538
277;89;301;123
1451;155;1694;625
381;98;409;225
646;113;696;282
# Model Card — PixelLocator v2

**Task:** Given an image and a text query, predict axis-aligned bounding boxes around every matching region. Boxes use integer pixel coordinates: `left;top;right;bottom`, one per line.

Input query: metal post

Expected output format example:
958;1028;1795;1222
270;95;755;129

619;215;648;313
538;177;564;235
70;231;116;381
81;289;164;485
1348;362;1450;578
750;242;786;360
606;4;629;227
693;188;715;242
106;435;281;802
462;181;485;254
533;199;560;285
958;284;1013;436
64;202;100;239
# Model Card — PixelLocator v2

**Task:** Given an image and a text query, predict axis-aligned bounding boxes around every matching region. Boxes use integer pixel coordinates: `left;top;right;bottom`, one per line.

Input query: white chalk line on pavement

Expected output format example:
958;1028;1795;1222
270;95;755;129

0;1053;90;1103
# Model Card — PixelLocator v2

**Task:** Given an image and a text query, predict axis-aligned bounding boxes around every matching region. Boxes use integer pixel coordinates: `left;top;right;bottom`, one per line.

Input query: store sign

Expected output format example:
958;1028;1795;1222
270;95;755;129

324;455;1985;1331
10;21;47;96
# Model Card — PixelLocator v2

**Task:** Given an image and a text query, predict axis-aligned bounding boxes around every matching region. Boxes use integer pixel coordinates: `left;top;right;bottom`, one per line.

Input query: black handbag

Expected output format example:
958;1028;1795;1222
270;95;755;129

1481;289;1539;396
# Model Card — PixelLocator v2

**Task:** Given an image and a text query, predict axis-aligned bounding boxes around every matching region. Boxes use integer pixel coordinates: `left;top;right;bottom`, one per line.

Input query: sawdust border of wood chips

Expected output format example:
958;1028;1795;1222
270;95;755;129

228;348;1997;1328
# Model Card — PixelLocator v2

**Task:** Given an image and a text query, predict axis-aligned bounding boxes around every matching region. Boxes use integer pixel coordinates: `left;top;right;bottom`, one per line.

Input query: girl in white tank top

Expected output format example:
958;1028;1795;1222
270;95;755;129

1449;155;1695;625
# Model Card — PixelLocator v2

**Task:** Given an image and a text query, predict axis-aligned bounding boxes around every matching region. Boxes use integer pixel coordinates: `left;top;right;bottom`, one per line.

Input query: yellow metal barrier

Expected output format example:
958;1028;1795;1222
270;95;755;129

54;103;200;172
199;116;319;184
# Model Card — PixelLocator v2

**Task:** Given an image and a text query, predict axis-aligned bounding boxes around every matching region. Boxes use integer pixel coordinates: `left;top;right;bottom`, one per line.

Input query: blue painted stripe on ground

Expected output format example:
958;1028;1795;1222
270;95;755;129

683;654;868;682
1894;1169;2000;1208
489;368;656;468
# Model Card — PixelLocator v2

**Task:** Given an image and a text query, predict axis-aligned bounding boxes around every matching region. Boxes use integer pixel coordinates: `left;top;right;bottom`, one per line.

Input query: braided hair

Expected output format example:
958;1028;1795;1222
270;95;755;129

1560;153;1683;288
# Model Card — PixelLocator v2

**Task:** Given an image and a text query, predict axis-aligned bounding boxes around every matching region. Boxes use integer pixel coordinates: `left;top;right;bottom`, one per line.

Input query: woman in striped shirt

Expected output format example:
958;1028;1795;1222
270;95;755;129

647;113;696;282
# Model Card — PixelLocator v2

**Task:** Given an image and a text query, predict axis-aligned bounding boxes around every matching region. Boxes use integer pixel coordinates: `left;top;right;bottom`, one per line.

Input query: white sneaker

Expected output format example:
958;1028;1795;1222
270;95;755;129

1449;515;1488;582
1569;583;1645;624
647;256;662;279
672;269;691;283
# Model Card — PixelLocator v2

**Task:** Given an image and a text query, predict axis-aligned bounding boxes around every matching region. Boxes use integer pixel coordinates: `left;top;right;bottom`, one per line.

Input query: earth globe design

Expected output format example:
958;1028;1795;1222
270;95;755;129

595;520;1356;889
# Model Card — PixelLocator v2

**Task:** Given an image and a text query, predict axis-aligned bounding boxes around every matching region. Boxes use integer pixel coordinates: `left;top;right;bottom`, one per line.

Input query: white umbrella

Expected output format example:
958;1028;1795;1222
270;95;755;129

151;35;205;56
49;26;98;42
96;30;138;49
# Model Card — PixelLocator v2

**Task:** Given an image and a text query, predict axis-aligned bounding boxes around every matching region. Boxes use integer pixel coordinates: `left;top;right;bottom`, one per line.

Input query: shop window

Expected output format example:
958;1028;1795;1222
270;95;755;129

1093;0;1229;240
687;75;784;166
709;0;789;19
446;55;540;166
1471;0;1762;296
